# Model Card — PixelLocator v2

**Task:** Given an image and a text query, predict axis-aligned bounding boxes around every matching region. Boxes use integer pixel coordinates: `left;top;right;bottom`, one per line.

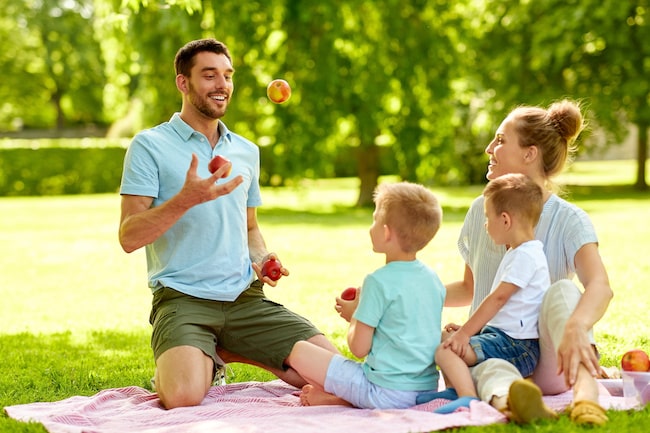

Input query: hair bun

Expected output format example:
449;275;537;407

547;100;584;143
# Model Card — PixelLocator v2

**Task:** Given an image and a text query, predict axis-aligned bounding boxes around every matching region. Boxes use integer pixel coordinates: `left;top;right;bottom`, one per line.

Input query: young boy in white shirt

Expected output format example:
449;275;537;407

430;173;549;414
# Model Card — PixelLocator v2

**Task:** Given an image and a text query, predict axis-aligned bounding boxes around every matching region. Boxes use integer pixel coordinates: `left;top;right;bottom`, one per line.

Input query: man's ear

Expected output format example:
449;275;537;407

176;74;188;94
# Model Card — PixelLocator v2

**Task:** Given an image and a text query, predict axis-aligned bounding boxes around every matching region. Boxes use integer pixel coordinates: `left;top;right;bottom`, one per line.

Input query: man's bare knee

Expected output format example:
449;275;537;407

158;382;207;409
155;345;213;409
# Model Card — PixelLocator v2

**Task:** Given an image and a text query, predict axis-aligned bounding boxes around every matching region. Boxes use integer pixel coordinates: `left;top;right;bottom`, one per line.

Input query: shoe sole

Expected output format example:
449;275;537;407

508;379;558;423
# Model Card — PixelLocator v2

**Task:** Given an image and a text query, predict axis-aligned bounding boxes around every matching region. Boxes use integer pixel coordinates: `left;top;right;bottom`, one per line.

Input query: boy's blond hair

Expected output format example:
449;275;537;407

373;182;442;253
482;173;543;227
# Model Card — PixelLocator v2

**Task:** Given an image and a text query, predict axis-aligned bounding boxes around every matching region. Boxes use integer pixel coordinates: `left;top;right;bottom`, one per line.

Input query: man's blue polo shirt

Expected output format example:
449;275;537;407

120;113;262;301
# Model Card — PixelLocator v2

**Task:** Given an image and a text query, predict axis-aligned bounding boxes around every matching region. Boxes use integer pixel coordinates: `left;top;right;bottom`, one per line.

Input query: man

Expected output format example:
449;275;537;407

119;38;337;409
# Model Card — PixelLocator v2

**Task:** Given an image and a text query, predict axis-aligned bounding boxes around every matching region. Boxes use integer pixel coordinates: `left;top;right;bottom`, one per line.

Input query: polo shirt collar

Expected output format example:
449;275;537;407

169;112;232;143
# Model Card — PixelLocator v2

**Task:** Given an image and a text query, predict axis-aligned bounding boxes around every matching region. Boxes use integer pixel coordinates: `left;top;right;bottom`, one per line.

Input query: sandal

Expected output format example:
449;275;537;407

567;400;608;425
504;379;558;423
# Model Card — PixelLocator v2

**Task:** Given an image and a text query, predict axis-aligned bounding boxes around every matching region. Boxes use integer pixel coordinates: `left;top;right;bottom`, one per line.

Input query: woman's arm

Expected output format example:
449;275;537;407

559;242;614;384
444;264;475;307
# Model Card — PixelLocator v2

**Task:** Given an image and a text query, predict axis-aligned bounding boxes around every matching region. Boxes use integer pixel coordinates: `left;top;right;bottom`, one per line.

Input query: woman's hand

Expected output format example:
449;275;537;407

556;320;600;386
562;243;614;386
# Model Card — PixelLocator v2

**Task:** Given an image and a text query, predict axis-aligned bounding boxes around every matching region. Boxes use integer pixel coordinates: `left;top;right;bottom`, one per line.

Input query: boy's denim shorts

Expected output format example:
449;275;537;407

470;326;540;377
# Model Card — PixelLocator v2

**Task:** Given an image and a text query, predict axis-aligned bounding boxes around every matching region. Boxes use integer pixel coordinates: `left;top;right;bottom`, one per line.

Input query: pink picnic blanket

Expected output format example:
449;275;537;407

4;379;633;433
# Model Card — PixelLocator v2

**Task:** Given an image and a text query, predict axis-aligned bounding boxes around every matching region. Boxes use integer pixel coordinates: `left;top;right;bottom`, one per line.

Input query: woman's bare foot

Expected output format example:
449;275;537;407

300;384;353;407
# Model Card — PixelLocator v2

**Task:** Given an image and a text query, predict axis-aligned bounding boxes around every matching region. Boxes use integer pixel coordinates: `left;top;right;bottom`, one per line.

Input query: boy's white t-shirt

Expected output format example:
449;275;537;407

487;240;550;339
458;194;598;314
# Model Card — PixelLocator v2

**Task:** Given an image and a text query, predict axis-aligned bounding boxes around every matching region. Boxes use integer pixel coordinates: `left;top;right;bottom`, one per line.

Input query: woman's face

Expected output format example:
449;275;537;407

485;116;530;181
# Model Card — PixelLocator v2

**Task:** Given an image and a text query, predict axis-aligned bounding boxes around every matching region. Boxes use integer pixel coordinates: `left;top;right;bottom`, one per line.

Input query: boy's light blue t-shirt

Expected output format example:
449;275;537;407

353;260;445;391
120;113;262;301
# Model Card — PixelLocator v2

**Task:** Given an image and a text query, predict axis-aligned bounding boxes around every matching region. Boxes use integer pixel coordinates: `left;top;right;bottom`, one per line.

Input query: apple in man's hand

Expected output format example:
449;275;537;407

621;349;650;372
261;257;282;281
267;79;292;104
341;287;357;301
208;155;232;178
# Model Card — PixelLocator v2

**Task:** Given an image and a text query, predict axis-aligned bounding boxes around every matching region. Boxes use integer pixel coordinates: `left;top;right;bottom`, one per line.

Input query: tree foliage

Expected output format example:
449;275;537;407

1;0;648;200
0;0;106;130
467;0;650;190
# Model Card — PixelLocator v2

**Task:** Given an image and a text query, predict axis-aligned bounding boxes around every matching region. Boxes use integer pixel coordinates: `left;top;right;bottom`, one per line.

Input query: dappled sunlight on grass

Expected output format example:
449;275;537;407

1;160;650;432
559;159;648;186
0;331;154;406
0;160;648;371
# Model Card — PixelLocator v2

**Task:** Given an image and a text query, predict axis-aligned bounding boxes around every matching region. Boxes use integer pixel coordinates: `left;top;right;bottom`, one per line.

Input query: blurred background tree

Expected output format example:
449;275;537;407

0;0;647;202
468;0;650;190
1;0;106;130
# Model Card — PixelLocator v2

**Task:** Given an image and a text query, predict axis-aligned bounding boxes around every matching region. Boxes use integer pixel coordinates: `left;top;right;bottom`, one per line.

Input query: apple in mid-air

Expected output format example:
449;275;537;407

261;257;282;281
267;79;291;104
340;287;357;301
621;349;650;372
208;155;232;178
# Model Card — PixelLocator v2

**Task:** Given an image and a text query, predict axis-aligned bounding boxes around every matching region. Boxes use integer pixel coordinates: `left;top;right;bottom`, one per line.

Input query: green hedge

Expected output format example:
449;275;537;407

0;147;127;196
0;138;388;196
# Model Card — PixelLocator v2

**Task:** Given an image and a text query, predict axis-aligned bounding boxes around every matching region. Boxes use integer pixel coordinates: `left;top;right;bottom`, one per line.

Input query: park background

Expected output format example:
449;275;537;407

1;0;649;203
1;1;650;432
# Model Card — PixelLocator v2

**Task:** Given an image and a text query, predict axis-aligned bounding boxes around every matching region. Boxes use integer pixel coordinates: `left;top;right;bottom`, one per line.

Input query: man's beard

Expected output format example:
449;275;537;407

188;83;226;119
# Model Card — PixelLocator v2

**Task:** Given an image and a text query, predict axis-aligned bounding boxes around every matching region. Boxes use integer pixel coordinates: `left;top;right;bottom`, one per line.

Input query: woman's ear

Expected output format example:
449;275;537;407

524;145;539;162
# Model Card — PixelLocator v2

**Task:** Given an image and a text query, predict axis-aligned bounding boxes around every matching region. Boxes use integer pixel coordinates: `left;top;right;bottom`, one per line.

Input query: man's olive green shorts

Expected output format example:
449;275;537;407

149;280;321;374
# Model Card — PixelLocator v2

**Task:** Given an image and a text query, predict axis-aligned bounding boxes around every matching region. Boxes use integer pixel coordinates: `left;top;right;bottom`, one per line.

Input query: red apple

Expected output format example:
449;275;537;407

261;257;282;281
341;287;357;301
208;155;232;178
621;349;650;372
266;79;291;104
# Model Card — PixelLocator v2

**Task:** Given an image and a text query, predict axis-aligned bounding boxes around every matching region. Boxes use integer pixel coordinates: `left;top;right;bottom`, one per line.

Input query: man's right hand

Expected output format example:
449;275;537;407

119;154;243;253
178;153;243;208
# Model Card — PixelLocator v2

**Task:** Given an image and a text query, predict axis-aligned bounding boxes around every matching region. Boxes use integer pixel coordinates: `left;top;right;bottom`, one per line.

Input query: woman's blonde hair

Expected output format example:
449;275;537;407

509;99;585;181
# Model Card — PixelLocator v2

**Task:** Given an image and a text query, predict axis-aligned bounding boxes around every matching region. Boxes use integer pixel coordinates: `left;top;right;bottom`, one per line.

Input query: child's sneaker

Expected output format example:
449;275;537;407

505;379;558;423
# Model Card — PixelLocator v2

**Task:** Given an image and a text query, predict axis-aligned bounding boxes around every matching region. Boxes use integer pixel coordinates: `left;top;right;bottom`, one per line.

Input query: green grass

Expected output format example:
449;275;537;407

1;160;650;432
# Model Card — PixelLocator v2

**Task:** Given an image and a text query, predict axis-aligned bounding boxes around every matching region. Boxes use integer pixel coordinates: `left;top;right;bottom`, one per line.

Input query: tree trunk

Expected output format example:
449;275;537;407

355;144;380;208
52;92;65;132
635;121;648;191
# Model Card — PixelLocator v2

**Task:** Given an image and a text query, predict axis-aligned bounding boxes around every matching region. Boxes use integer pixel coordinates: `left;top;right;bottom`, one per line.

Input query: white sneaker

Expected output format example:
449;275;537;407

214;363;234;386
214;364;227;386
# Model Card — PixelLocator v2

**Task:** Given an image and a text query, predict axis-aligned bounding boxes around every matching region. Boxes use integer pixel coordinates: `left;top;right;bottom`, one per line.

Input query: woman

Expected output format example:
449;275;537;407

445;99;613;425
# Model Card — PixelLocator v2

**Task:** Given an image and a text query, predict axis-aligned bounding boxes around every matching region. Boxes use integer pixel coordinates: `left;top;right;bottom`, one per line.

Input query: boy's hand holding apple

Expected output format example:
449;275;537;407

335;287;360;322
